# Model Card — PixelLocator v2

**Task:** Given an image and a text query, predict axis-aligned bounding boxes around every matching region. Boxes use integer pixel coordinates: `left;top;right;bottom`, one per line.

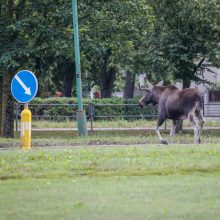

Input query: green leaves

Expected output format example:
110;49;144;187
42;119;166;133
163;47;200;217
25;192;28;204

147;0;220;85
1;0;219;94
79;0;154;73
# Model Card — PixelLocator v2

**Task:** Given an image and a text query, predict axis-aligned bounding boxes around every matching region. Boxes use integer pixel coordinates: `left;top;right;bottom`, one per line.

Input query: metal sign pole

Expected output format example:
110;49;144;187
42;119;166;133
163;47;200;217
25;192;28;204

71;0;88;136
11;70;38;150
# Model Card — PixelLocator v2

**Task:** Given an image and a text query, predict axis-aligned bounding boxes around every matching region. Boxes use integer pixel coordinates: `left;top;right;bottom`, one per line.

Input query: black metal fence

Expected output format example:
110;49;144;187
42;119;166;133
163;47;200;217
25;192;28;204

203;102;220;117
14;103;158;131
14;102;220;131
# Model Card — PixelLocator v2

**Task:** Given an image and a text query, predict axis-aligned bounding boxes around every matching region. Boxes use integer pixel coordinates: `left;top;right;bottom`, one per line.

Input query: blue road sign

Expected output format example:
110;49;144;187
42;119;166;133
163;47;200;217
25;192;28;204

11;70;38;103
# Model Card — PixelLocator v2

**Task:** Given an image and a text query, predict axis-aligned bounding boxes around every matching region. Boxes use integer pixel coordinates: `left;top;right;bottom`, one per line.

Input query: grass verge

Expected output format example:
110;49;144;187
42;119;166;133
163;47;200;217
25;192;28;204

1;129;220;148
1;145;220;179
0;146;220;220
1;128;220;220
16;119;220;129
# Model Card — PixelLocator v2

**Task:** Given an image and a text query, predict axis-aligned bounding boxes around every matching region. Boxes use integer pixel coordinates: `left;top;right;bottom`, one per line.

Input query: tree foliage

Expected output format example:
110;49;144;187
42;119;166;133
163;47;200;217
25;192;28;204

146;0;220;87
78;0;154;97
0;0;75;96
0;0;220;137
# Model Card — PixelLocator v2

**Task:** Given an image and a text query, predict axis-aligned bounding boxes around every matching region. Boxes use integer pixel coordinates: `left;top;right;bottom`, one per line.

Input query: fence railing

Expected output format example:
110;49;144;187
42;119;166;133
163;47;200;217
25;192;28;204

203;102;220;117
14;102;220;131
14;103;158;131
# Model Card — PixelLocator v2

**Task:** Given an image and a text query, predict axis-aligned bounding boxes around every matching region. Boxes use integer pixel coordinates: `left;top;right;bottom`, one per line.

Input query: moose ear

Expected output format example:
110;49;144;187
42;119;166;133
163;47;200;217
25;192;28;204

146;80;153;89
156;80;164;87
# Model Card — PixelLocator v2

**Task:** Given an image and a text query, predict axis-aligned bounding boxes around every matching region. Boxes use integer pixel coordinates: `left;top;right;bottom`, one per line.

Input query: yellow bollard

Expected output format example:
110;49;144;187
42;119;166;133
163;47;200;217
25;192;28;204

21;104;32;150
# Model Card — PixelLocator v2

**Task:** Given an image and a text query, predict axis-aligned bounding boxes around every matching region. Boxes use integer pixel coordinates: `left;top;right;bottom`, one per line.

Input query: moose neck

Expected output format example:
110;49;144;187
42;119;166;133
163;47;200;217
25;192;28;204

151;86;165;104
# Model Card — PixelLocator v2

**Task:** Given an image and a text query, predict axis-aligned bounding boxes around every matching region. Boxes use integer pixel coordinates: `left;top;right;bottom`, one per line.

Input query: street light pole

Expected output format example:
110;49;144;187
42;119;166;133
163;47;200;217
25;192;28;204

71;0;88;136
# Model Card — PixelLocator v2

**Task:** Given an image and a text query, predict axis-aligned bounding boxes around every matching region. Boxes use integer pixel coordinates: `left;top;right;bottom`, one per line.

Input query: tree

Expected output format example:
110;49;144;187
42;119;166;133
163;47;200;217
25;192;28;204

147;0;220;133
147;0;220;86
56;58;75;97
123;70;135;99
78;0;154;97
0;0;16;137
0;0;76;137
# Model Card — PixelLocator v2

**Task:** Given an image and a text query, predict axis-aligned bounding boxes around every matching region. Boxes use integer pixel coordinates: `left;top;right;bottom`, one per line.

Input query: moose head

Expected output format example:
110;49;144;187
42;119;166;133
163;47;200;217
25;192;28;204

138;80;164;108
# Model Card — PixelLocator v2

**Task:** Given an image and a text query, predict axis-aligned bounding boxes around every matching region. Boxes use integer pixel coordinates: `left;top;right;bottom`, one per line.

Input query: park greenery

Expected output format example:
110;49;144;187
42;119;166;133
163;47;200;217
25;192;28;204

1;144;220;219
0;129;219;147
0;0;220;137
25;97;156;120
0;129;220;219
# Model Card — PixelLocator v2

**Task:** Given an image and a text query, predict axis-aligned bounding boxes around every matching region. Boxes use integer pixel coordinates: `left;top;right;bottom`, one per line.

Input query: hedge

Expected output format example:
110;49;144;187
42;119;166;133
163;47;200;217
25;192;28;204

16;97;157;120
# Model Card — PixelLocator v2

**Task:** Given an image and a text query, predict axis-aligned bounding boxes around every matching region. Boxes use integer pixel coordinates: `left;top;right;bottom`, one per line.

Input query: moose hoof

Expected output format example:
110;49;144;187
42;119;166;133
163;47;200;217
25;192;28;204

160;140;168;145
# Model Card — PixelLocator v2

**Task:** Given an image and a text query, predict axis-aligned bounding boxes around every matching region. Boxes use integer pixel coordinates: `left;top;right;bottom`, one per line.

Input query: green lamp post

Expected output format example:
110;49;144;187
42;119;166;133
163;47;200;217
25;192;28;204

71;0;88;136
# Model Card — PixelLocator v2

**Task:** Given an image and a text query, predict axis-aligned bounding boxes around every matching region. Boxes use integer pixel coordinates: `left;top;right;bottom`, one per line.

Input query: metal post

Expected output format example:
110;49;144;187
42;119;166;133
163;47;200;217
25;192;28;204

71;0;88;136
89;104;94;132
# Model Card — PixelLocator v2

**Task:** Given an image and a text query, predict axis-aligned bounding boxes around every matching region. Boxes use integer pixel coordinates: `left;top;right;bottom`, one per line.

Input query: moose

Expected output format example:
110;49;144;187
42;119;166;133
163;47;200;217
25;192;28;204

138;81;205;144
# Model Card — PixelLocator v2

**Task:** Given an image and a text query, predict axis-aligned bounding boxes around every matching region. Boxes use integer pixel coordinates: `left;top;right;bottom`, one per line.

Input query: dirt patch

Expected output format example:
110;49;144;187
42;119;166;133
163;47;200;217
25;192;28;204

32;140;151;148
0;143;18;149
0;140;156;149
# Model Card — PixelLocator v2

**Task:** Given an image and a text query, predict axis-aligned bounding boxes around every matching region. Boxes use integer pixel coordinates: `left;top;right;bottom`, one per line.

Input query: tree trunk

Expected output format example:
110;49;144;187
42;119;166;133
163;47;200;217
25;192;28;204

99;51;116;98
100;67;116;98
7;0;13;18
63;61;75;97
57;59;75;97
123;70;135;99
0;74;3;134
16;0;26;20
0;0;15;137
0;0;2;17
182;77;191;89
1;68;14;138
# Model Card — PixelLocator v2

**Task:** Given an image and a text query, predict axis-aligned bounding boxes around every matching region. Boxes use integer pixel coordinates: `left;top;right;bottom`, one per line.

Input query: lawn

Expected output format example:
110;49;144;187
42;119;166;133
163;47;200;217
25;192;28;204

1;128;220;148
0;145;220;220
15;119;220;130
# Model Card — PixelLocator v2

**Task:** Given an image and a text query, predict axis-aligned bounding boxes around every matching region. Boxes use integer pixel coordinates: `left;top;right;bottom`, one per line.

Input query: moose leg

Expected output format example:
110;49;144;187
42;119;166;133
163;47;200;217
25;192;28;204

188;113;200;144
169;120;177;144
170;120;177;137
156;116;168;145
196;111;205;143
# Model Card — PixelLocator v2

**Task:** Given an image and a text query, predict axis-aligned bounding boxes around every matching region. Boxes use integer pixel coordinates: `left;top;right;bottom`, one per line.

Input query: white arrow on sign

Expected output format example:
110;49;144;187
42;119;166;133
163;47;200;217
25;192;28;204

15;75;31;95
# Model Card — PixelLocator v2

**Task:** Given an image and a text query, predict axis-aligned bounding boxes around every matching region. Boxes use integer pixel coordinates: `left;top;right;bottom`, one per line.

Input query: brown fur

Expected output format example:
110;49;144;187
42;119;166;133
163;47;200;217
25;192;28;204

138;84;205;144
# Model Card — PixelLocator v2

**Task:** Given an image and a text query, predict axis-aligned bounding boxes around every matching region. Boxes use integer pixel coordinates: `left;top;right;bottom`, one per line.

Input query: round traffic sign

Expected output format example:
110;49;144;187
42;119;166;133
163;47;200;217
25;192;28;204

11;70;38;103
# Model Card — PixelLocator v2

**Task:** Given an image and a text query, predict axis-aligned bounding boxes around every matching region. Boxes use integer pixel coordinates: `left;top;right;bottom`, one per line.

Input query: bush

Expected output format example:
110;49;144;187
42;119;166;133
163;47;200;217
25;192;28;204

22;97;157;121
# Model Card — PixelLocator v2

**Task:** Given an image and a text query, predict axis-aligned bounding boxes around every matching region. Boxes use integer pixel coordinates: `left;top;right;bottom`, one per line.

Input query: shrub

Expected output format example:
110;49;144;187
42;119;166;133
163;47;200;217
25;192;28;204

20;97;158;121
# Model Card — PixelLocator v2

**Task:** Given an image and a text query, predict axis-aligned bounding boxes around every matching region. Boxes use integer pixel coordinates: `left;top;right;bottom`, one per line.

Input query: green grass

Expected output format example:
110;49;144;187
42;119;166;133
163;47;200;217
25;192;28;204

1;175;220;220
15;119;220;129
1;129;220;148
20;119;159;129
1;145;220;220
1;145;220;178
